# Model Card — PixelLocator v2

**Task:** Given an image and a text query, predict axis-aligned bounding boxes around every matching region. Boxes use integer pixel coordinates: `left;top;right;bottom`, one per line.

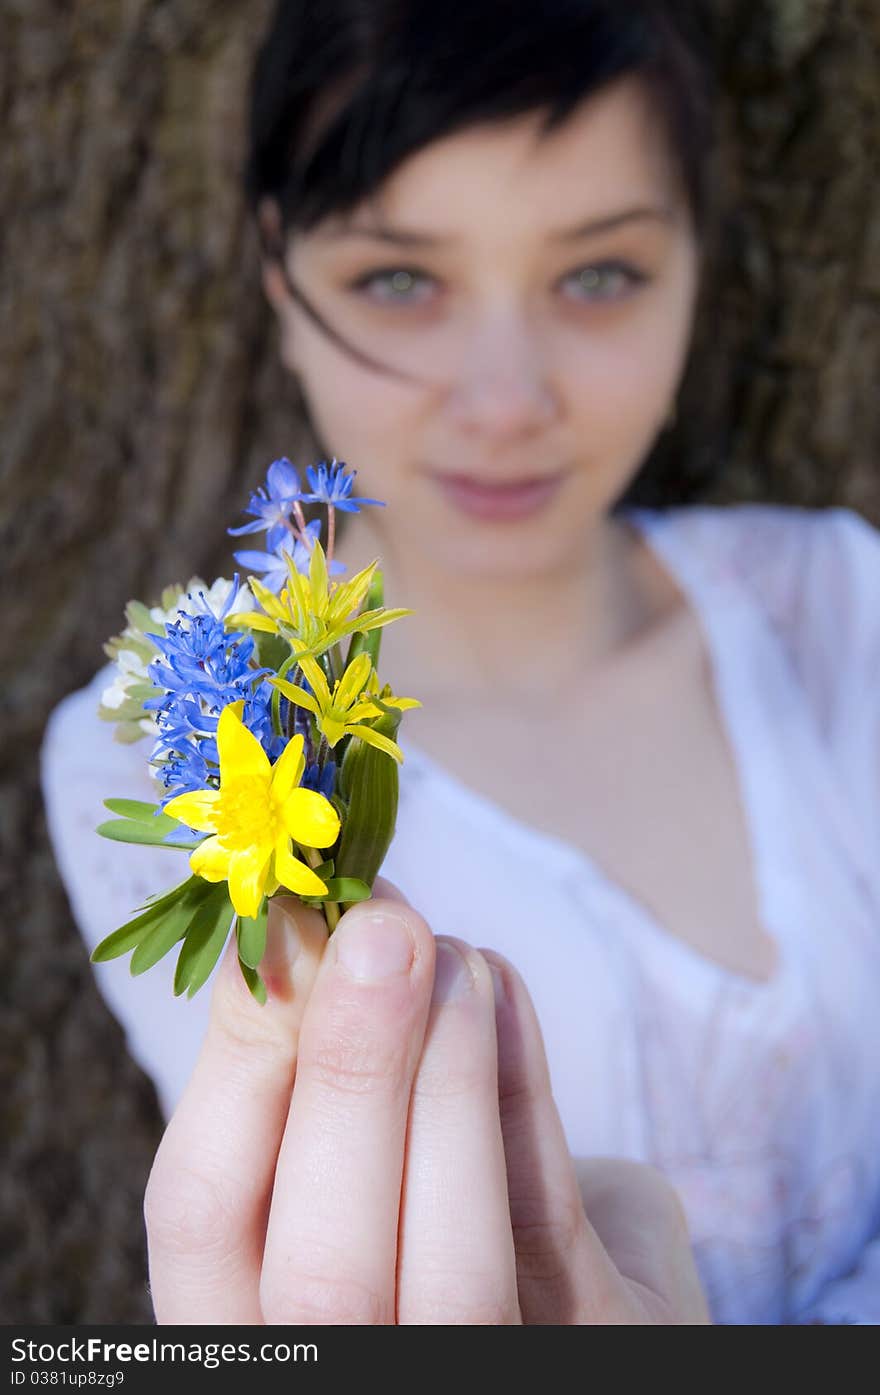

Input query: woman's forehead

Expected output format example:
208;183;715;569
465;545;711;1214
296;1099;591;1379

312;81;683;249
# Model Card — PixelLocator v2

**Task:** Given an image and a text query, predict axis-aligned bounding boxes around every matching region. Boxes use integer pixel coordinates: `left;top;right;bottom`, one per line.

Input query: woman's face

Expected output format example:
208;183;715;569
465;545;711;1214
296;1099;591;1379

262;77;701;580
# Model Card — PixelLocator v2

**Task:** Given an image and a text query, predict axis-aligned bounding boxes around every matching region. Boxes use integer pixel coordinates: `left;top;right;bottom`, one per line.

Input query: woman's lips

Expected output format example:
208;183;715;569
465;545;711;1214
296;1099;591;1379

429;470;566;521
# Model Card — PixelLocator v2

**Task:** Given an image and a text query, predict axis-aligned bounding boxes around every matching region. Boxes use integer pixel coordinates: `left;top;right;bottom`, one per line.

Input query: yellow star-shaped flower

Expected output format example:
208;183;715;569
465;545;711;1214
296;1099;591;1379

228;538;410;661
271;651;411;762
164;701;340;918
361;665;422;715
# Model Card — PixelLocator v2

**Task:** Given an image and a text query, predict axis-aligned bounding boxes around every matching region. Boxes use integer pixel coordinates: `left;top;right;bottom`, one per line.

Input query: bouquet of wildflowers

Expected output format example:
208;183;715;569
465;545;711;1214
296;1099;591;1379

91;458;419;1004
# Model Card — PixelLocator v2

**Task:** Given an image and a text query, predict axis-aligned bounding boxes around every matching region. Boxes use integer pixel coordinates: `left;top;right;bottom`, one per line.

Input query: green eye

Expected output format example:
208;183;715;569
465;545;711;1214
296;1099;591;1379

564;262;648;300
351;268;435;303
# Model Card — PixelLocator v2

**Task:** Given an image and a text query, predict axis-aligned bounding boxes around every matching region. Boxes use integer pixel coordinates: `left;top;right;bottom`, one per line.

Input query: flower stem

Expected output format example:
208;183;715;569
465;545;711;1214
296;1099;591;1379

271;651;299;737
283;514;308;547
302;844;340;933
327;504;336;569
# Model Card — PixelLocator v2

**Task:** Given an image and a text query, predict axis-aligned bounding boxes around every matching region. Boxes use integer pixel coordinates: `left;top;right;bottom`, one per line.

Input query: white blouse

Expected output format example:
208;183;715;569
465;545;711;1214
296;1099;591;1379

40;501;880;1325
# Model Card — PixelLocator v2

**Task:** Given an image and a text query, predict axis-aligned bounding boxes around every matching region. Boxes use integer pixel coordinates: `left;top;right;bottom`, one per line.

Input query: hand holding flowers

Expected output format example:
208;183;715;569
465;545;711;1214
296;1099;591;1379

144;887;712;1324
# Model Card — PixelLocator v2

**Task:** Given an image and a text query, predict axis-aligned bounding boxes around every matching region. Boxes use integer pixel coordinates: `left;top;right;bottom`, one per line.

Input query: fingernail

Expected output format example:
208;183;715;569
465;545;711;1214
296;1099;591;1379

431;941;475;1005
334;908;414;982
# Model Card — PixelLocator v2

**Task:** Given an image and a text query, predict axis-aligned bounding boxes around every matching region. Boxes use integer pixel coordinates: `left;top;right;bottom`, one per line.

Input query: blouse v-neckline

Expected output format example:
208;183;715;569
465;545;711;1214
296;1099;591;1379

397;504;801;994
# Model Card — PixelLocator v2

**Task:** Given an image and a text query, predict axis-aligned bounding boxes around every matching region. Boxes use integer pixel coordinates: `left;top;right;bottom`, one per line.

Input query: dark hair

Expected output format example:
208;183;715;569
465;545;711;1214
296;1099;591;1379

245;0;718;246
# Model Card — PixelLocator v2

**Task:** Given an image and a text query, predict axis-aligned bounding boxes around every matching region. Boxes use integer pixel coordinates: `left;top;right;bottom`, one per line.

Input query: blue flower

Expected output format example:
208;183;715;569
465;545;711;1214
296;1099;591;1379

228;456;304;551
144;595;283;802
154;738;214;806
145;614;263;715
233;519;347;593
302;760;337;799
301;458;385;513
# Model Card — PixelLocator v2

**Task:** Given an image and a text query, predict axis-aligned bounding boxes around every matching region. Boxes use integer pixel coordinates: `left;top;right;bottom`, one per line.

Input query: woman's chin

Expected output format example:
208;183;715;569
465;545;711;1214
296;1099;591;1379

423;530;578;583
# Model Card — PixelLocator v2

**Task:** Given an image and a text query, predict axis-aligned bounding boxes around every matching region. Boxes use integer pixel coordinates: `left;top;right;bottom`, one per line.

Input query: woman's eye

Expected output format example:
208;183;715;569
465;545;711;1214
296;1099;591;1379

347;260;649;307
348;268;436;304
561;261;648;302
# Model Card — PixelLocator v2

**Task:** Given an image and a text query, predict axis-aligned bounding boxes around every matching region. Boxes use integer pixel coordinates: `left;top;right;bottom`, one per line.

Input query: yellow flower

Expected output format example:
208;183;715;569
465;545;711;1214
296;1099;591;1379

164;701;340;918
228;538;411;660
271;651;407;763
361;665;422;715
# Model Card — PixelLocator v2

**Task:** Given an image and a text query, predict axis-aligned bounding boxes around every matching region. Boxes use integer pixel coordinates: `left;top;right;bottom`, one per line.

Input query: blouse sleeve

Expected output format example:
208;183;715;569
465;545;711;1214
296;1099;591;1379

720;502;880;1325
39;665;212;1120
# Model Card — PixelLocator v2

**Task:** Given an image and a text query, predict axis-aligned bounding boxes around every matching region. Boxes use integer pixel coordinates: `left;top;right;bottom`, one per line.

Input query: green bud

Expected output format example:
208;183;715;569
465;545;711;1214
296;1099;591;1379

334;705;401;905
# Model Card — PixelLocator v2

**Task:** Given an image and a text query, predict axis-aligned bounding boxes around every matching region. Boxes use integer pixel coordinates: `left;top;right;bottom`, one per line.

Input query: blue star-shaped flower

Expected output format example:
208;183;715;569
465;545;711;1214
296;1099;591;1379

301;458;385;513
227;456;304;551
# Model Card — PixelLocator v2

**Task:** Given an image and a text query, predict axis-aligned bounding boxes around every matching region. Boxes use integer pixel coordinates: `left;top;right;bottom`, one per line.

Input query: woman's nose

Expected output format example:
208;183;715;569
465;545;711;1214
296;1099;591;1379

443;313;559;438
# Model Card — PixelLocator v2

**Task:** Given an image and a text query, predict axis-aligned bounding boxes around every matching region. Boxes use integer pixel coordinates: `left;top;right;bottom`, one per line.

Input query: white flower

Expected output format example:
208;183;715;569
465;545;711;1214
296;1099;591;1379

151;576;256;633
100;677;129;710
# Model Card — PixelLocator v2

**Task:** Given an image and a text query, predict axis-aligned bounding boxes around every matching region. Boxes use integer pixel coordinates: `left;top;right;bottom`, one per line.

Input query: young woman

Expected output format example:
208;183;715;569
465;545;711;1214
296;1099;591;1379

42;1;880;1324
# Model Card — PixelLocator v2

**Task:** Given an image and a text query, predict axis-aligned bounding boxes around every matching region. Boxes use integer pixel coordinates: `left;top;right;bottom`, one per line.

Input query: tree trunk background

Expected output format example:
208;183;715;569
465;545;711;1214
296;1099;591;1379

0;0;877;1321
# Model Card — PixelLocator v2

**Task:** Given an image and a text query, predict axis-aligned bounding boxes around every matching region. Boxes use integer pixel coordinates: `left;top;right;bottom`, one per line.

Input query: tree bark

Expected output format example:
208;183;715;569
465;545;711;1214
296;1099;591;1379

0;0;877;1320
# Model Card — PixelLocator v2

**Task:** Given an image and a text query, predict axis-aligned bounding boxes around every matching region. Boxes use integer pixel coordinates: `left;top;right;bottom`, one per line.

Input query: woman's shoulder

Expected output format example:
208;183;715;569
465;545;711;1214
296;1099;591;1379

645;499;879;646
653;502;880;794
646;496;874;570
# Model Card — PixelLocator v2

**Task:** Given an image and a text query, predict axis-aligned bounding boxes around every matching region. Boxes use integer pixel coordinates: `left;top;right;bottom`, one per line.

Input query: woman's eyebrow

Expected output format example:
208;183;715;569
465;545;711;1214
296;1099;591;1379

324;205;673;247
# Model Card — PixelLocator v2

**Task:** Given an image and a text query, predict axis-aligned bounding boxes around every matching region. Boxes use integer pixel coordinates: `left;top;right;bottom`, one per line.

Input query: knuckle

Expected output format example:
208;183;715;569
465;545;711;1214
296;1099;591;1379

497;1068;537;1116
261;1268;390;1326
144;1159;239;1259
508;1192;587;1280
210;985;298;1065
403;1271;517;1325
300;1027;405;1099
411;1052;488;1101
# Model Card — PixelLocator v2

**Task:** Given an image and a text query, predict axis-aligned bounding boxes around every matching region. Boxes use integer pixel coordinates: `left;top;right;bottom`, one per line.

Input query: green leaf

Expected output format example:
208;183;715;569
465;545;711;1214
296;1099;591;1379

110;722;150;745
127;681;159;701
323;877;371;902
99;698;151;723
125;599;157;632
238;959;268;1005
90;876;200;962
236;900;268;969
103;798;178;827
173;884;235;998
129;878;216;976
96;818;201;850
297;876;371;909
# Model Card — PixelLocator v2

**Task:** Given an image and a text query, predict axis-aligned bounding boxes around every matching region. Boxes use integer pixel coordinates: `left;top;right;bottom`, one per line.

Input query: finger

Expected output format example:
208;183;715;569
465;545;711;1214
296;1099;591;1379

259;899;435;1324
370;875;410;904
574;1159;711;1323
145;896;327;1323
396;938;520;1324
479;948;635;1324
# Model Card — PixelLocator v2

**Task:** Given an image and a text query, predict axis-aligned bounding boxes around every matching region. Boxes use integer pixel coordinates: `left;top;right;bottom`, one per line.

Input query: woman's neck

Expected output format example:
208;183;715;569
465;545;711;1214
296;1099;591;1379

331;512;670;707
